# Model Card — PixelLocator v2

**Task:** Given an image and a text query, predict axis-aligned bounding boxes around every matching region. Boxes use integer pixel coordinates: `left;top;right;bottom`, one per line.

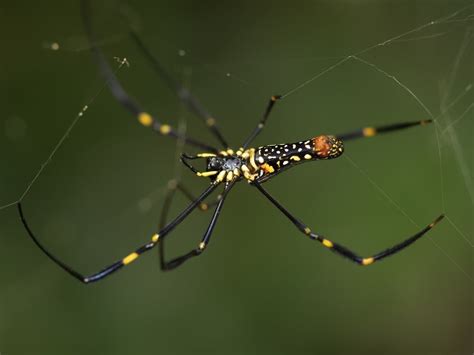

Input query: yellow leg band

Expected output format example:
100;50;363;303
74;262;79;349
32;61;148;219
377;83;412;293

362;257;375;266
123;252;139;265
159;124;171;135
362;127;376;137
197;171;218;177
206;117;216;126
322;239;333;248
138;112;153;127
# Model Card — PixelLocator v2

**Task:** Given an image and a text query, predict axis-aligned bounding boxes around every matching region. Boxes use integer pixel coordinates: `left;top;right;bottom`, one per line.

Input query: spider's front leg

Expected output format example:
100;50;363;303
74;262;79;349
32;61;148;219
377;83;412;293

180;152;219;177
157;179;223;270
160;181;235;271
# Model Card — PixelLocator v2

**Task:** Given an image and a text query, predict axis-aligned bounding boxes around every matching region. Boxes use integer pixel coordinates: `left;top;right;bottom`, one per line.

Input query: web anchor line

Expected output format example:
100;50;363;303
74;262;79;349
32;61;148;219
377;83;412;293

281;3;474;99
0;58;130;212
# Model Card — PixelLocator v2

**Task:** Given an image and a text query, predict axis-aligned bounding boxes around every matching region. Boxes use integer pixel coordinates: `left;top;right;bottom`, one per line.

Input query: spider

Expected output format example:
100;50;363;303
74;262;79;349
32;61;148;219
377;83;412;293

18;0;444;284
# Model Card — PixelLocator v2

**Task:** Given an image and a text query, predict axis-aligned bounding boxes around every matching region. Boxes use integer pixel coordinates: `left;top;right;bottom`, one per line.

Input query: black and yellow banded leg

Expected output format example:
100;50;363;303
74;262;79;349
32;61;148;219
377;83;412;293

125;29;229;148
137;112;217;152
180;154;204;176
242;95;282;149
310;215;444;265
158;179;223;269
253;182;444;266
80;1;217;153
18;183;219;283
337;119;433;142
157;183;223;269
164;179;221;215
180;153;222;179
160;182;235;271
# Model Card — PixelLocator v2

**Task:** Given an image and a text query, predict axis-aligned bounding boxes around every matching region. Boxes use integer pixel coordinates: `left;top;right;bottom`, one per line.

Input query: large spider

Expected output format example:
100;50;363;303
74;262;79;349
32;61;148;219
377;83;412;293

18;0;443;284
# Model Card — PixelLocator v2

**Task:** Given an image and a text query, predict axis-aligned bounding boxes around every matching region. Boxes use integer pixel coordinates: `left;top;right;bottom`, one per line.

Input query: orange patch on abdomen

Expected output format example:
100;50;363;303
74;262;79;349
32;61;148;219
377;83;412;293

312;135;331;158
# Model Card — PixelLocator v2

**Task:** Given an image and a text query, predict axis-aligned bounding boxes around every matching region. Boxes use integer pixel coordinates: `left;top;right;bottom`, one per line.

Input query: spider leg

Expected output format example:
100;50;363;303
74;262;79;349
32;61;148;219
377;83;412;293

180;154;200;174
80;0;217;152
180;153;221;180
242;95;282;149
253;182;444;266
160;182;234;271
165;179;221;213
157;179;222;270
337;119;432;142
124;27;229;149
18;183;219;283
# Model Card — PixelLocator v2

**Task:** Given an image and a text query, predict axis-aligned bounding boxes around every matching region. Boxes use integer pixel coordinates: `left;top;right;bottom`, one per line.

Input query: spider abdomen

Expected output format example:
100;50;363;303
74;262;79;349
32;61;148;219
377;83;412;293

254;135;344;180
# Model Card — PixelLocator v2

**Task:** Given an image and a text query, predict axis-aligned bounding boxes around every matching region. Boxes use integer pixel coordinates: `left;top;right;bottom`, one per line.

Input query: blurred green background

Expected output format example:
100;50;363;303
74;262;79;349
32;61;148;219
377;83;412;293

0;1;472;354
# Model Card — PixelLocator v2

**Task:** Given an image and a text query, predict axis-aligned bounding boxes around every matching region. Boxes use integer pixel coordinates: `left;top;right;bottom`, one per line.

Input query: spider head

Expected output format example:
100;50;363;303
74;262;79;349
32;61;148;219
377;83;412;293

313;135;344;159
207;156;226;171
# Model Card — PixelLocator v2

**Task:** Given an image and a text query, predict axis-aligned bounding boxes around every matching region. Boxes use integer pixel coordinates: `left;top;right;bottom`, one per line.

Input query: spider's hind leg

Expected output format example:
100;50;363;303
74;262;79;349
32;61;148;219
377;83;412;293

253;181;444;266
337;119;432;142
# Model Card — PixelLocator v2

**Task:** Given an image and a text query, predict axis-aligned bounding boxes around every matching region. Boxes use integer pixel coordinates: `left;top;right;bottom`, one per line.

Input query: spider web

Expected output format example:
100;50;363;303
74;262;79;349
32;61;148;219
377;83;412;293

0;2;473;284
271;5;474;281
